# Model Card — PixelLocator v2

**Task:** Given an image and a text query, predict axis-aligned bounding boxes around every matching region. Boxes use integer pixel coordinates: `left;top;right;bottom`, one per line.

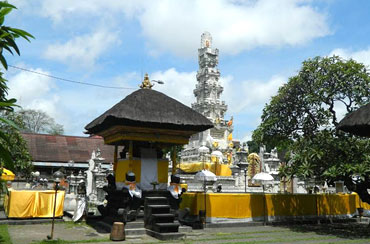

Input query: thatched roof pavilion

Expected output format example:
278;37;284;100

85;85;213;145
84;74;213;185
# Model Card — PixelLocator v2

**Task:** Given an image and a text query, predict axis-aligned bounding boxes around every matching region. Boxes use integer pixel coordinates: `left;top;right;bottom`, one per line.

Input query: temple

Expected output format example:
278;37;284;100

181;32;234;164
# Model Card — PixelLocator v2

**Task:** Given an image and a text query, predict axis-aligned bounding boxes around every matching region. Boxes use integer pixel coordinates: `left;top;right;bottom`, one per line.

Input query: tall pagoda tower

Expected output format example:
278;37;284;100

181;32;233;163
192;32;227;122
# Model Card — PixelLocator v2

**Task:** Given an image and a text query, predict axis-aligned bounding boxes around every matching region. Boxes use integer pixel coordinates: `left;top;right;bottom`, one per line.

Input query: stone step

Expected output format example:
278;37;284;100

145;197;169;206
125;220;145;229
152;222;180;233
126;228;147;236
146;229;185;241
150;213;175;223
147;205;171;215
179;224;192;233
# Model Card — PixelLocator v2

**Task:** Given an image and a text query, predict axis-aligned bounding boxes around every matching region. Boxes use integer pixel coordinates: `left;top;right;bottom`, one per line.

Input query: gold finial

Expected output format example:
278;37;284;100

140;73;153;89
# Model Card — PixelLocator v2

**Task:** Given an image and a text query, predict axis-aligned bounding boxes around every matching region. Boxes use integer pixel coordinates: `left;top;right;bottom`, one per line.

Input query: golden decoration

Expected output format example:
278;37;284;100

140;73;153;89
212;141;219;149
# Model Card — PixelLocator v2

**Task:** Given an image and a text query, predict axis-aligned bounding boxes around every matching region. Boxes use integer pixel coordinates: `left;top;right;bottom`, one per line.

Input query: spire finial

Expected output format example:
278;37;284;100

140;73;153;89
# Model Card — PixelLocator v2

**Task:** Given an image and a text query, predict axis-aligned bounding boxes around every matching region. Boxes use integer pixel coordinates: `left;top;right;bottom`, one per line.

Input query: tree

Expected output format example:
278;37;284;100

0;2;33;168
16;109;64;135
253;56;370;203
0;111;32;177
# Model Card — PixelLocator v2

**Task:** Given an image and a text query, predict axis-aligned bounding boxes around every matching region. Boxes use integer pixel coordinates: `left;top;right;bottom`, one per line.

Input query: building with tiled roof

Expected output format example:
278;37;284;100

21;132;116;175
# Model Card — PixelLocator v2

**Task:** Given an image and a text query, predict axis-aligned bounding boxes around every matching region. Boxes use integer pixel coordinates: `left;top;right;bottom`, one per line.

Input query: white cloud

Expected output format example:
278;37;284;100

151;68;197;106
36;0;329;57
43;30;120;68
7;67;55;106
330;47;370;67
6;67;64;123
138;0;329;57
7;67;142;136
223;75;285;114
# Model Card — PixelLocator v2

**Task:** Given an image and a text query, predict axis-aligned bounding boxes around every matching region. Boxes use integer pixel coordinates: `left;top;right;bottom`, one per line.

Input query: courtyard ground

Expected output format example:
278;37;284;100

3;221;370;244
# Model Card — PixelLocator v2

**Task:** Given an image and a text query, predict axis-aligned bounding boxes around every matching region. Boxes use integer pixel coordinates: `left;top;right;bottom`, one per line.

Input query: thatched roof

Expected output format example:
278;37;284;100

85;89;213;134
337;103;370;137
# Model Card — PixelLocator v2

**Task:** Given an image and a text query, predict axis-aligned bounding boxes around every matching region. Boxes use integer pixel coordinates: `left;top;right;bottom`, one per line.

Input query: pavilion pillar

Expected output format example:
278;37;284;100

171;149;177;175
128;140;133;171
113;145;118;171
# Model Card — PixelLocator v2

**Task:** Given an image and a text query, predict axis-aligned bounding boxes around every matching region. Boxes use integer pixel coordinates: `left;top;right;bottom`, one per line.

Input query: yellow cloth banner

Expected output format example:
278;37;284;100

177;162;232;176
5;190;65;218
180;193;357;218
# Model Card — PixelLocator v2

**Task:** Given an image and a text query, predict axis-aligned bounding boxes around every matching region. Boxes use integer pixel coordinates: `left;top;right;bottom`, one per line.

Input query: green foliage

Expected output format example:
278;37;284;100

0;1;33;168
246;140;259;153
253;56;370;203
0;111;32;177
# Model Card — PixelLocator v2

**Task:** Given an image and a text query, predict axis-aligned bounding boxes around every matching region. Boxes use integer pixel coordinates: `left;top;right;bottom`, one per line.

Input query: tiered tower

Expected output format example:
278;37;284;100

192;32;227;122
181;32;233;163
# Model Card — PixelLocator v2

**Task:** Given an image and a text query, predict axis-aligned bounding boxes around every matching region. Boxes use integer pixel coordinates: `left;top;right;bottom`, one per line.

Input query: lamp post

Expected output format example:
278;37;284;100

47;170;64;240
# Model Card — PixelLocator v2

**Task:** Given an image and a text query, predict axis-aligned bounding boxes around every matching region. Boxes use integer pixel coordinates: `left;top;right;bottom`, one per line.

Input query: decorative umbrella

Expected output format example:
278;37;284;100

252;172;274;182
195;170;217;182
1;168;15;181
337;103;370;137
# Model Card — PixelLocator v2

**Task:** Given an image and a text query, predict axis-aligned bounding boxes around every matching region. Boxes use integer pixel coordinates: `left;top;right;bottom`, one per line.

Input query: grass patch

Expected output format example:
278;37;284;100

185;232;339;244
31;238;109;244
318;239;370;244
0;225;12;244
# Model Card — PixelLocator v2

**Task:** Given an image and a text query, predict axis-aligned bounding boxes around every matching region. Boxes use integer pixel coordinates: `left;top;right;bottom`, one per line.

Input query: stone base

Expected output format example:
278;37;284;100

146;229;185;240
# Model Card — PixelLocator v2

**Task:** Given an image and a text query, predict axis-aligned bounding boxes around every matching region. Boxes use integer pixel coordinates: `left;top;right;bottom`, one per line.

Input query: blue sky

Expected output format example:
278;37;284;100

4;0;370;142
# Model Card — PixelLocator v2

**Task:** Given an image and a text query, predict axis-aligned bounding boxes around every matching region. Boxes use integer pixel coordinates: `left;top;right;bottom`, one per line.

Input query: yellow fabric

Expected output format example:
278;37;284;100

1;168;15;181
354;192;370;210
116;159;141;182
180;193;357;218
115;158;168;183
177;162;231;176
180;183;188;191
157;160;168;183
5;190;65;218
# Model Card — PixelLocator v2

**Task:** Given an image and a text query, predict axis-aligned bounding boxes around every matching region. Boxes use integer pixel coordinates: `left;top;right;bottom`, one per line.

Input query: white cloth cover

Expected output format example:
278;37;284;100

195;170;217;182
139;148;158;190
123;183;142;198
168;184;180;199
72;197;87;222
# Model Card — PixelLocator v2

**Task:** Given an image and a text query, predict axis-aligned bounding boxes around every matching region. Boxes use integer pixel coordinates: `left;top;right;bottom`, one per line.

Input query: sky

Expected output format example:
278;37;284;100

4;0;370;142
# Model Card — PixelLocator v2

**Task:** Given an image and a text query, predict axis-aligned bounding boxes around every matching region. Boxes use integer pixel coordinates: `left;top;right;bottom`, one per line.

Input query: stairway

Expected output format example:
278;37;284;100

144;196;184;240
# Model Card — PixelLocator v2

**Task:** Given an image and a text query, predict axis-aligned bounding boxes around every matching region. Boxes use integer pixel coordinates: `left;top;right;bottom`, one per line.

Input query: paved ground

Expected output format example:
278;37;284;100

7;221;370;244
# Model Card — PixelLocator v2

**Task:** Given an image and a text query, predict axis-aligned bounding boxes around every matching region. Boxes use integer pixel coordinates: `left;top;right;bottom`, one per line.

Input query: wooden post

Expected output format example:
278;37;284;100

113;145;118;172
128;141;133;171
171;149;177;175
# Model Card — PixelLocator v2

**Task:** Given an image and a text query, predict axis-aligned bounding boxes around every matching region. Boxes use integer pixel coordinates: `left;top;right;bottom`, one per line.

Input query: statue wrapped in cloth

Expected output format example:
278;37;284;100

167;174;186;210
98;172;143;222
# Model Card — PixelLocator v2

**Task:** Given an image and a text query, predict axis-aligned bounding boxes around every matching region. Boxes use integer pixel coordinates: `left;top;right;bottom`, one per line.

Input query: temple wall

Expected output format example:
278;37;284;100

180;192;368;223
